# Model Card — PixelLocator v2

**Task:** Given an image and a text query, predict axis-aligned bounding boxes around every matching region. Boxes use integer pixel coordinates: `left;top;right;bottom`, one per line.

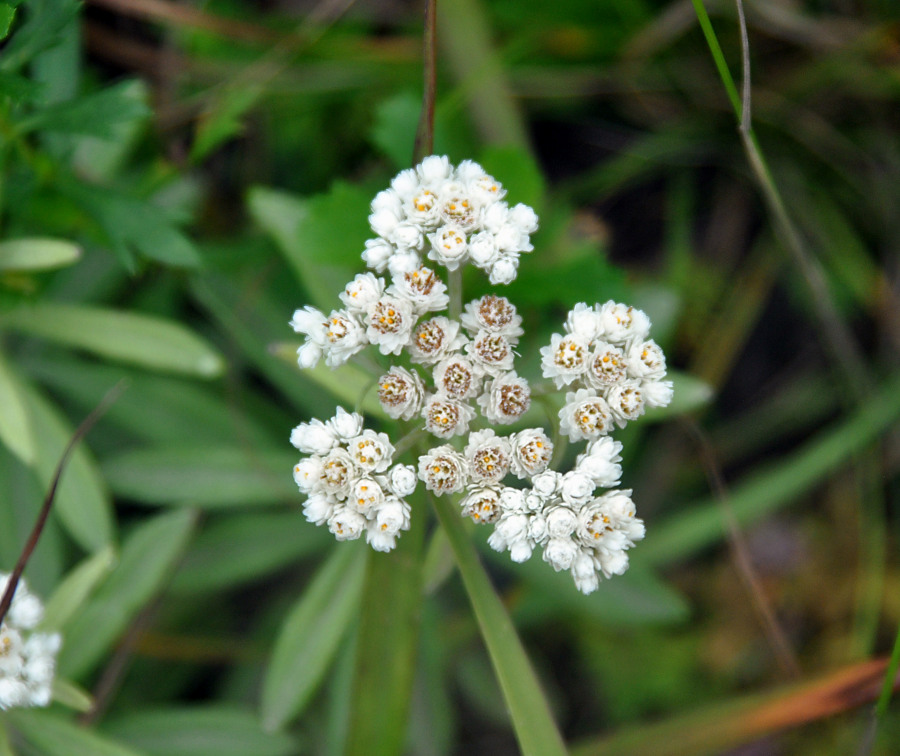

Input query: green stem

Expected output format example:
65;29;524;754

875;624;900;718
447;267;462;320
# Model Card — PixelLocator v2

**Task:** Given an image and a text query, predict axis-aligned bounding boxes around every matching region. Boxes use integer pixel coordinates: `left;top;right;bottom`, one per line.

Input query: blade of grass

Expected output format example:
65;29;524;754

431;494;567;756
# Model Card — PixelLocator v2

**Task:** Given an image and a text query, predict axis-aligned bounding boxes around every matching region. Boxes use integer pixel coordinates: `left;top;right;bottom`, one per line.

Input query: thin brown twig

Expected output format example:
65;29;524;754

683;418;802;680
413;0;437;163
0;380;128;628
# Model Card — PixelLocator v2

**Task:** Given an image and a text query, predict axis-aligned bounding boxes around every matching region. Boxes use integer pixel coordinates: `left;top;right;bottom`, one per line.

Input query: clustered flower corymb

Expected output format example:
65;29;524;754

0;574;61;710
287;156;672;593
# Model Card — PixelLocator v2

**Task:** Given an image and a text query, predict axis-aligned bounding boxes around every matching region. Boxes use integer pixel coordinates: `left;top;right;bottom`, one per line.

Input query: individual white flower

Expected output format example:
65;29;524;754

559;388;613;441
390;222;425;251
543;537;578;572
467;231;499;268
371;188;403;216
643;379;674;409
460;486;502;524
428;225;468;270
387;249;422;279
369;206;402;239
468;174;506;207
417;155;452;186
597;301;651;344
293;457;323;493
438;183;478;230
606;382;645;427
290;418;338;455
509;428;553;479
362;238;394;272
560;471;594;507
575;437;623;488
508;202;539;235
290;306;327;369
488;512;533;561
390;167;420;200
461;295;523;341
367;497;411;552
540;332;591;388
348;429;395;474
433;356;482;400
339;273;385;313
455;158;488;186
418;445;468;495
387;266;449;314
319;448;357;498
386;464;418;497
408;317;467;365
404;187;440;228
585;342;628;390
572;551;599;595
531;469;561;500
478;371;531;425
467;330;515;375
365;295;415;356
422;394;475;439
328;507;367;541
481;200;508;233
327;406;365;441
464;429;511;485
565;302;603;341
488;255;519;285
302;493;334;526
323;309;367;367
0;580;42;631
626;339;667;380
546;505;578;538
378;366;425;420
494;222;530;254
349;477;385;516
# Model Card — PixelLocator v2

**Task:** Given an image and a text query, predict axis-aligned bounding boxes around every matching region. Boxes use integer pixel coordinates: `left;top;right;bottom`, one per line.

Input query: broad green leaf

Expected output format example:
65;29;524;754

102;446;297;507
345;512;424;756
6;710;144;756
247;184;366;309
52;678;93;712
645;370;900;566
1;303;223;377
23;383;113;551
261;544;366;731
58;510;198;679
40;545;117;631
105;706;299;756
432;494;568;756
0;238;80;271
171;511;329;594
0;0;78;73
0;352;36;465
370;91;420;169
16;80;149;138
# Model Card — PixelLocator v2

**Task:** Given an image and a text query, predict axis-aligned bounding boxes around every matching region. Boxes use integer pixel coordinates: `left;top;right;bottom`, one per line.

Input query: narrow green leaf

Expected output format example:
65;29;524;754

171;512;329;594
0;352;36;465
40;546;117;631
6;710;144;756
645;371;900;565
1;303;224;377
23;383;113;551
52;678;94;712
345;511;424;756
105;706;299;756
261;544;366;732
0;238;81;271
0;5;16;41
102;446;297;507
16;80;149;138
432;495;568;756
58;509;198;679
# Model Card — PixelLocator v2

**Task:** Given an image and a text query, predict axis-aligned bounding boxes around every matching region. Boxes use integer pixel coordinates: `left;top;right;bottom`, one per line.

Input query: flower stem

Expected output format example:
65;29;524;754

412;0;437;164
448;267;462;320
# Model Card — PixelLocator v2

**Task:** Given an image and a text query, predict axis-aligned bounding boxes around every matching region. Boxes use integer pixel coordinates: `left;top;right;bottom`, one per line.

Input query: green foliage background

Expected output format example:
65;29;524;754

1;0;899;753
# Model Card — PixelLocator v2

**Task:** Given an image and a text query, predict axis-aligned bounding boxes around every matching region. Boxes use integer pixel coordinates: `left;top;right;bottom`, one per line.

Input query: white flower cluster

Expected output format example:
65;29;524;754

288;156;673;591
291;408;417;552
541;302;674;441
361;156;538;285
0;574;61;710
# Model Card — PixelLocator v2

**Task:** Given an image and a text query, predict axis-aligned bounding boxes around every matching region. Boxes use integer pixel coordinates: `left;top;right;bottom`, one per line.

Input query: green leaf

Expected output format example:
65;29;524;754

0;0;78;73
40;546;117;631
645;370;900;566
23;383;113;551
0;351;36;465
0;238;81;271
102;446;297;507
345;513;424;756
370;91;420;169
0;4;16;41
191;85;263;163
65;182;202;268
16;80;150;138
171;511;329;594
104;706;299;756
432;494;568;756
52;678;94;712
261;544;366;732
58;509;198;679
6;710;144;756
1;303;224;377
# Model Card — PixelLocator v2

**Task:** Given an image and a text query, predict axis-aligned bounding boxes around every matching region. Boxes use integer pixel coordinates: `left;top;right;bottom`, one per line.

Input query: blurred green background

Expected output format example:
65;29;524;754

1;0;899;753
